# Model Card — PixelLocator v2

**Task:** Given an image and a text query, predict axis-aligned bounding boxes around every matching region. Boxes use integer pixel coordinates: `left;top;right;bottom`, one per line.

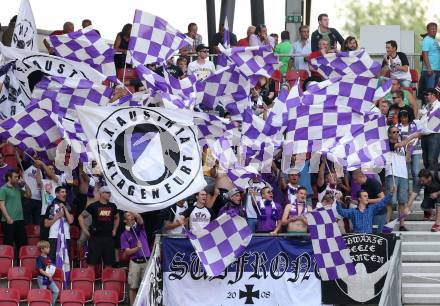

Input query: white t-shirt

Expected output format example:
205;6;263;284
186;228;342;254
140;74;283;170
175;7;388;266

44;202;71;239
384;52;411;81
166;202;188;235
188;206;212;231
188;60;216;80
385;147;408;179
245;182;266;218
23;166;41;200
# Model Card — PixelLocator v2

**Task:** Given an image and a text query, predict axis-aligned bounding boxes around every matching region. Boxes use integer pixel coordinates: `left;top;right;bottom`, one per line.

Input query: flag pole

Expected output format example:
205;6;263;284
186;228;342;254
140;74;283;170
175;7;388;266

130;223;149;262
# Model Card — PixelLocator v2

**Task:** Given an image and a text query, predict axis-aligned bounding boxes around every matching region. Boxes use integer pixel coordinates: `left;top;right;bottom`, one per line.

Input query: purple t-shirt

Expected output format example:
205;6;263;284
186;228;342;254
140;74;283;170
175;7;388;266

120;223;151;260
257;201;282;232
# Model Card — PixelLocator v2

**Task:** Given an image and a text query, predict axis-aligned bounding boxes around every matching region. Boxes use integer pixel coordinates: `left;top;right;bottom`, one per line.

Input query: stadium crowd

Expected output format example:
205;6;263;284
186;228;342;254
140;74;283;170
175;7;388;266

0;12;439;306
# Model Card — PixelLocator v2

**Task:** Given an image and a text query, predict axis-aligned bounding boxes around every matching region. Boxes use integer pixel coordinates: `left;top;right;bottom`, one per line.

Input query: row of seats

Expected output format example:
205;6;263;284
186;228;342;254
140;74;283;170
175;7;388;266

2;266;126;302
0;288;119;306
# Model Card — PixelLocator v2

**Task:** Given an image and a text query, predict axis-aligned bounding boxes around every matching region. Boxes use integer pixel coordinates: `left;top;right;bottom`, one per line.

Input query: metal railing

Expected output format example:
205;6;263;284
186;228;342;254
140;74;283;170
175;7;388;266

378;238;402;306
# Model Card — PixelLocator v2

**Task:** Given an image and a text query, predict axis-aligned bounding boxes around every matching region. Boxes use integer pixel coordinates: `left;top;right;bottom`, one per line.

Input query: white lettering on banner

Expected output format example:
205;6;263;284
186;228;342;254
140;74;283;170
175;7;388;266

96;107;201;205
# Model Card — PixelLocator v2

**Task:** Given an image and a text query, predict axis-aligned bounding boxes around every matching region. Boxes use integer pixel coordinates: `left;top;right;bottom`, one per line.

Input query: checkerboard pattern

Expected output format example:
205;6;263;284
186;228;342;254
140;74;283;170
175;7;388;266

428;107;440;133
0;98;62;160
309;49;381;79
127;10;192;65
306;207;356;281
188;213;252;277
49;27;116;81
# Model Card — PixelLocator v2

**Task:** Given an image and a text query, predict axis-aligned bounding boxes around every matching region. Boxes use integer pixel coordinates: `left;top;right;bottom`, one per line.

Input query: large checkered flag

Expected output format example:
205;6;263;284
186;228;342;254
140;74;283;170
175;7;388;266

428;107;440;133
306;207;356;280
187;212;252;277
49;27;117;81
127;10;193;65
309;49;381;79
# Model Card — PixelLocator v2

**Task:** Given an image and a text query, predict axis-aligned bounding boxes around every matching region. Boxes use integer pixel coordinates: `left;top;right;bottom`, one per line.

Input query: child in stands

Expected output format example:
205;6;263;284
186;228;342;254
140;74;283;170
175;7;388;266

36;240;59;306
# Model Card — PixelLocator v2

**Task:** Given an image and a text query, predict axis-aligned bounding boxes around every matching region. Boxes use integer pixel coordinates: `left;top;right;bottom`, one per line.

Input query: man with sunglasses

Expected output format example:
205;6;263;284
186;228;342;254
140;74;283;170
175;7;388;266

187;44;215;81
388;90;415;121
385;126;410;231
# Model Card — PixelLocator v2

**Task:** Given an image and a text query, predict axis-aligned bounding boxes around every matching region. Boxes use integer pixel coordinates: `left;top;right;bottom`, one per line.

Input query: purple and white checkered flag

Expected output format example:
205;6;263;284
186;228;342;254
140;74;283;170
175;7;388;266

56;218;71;287
187;212;252;277
309;49;381;79
382;218;398;233
111;91;154;107
31;76;112;118
428;107;440;133
284;103;368;156
221;45;278;81
127;10;193;65
49;27;117;82
163;68;197;99
302;76;391;112
325;111;390;170
306;207;356;281
132;57;170;93
0;98;63;160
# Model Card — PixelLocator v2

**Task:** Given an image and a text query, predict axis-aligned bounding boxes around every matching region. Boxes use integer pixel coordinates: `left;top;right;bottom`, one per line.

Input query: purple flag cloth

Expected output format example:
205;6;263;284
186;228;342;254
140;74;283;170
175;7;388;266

56;218;71;287
382;218;398;233
49;27;117;82
428;107;440;133
306;207;356;281
127;10;193;65
309;49;381;79
187;213;252;277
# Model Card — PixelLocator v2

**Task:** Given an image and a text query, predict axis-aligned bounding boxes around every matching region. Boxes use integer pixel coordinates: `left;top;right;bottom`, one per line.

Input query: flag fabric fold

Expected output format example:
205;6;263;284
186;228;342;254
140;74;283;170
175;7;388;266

12;0;38;51
187;213;252;277
306;207;356;281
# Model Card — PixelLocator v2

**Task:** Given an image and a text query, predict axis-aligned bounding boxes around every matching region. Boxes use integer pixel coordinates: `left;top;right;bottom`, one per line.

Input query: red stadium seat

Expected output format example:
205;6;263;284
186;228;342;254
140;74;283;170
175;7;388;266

25;224;40;245
71;267;95;302
7;267;32;301
0;244;14;278
0;288;20;306
271;70;282;92
118;249;130;268
117;68;138;81
93;290;118;306
19;245;40;278
410;69;419;95
53;267;65;292
27;288;52;306
60;289;85;306
102;267;127;302
69;225;80;261
285;69;308;90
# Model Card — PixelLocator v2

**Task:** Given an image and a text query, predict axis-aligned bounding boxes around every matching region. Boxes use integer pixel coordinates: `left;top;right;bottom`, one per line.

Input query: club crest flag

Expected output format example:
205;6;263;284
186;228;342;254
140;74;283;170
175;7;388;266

12;0;38;51
77;106;206;212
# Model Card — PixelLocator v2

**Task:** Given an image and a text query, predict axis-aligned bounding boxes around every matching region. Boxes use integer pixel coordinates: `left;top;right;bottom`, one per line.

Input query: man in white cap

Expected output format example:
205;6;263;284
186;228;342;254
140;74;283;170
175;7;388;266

218;188;246;218
78;185;120;268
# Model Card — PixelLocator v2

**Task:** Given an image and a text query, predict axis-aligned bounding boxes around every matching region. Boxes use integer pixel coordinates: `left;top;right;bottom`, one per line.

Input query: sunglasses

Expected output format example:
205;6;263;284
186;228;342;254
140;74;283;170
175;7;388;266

392;96;399;99
199;50;208;53
424;93;432;96
391;130;400;134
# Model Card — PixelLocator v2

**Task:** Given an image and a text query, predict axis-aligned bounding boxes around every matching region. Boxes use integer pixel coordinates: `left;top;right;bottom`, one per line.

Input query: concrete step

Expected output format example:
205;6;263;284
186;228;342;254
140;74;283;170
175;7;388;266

402;242;440;252
399;221;434;232
403;293;440;304
402;272;440;283
393;211;425;221
402;283;440;294
402;251;440;262
402;263;440;273
400;232;440;242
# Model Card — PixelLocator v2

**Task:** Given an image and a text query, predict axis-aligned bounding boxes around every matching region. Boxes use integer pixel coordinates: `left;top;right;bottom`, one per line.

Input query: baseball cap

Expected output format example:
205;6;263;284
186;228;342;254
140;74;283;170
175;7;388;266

227;188;240;199
99;186;111;193
196;44;209;52
287;168;300;175
424;88;437;95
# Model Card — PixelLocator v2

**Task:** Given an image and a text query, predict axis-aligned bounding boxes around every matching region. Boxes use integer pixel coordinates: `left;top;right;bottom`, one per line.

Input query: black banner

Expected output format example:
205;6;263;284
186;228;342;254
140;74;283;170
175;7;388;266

321;233;397;304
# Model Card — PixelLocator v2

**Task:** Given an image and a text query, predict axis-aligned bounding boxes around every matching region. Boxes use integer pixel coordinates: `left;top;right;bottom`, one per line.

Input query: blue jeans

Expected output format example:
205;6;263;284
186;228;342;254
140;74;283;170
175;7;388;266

421;133;440;180
410;154;422;192
373;213;387;233
422;70;440;90
37;275;59;306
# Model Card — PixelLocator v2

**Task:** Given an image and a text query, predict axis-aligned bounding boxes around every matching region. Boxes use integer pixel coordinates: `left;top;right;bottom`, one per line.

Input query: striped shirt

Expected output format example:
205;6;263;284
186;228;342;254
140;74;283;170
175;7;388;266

336;194;392;233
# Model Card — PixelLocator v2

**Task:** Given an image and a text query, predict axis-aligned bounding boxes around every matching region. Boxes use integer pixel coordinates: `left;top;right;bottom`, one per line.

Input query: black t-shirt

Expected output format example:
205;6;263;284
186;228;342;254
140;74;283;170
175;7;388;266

166;64;183;79
86;201;118;237
360;177;383;199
